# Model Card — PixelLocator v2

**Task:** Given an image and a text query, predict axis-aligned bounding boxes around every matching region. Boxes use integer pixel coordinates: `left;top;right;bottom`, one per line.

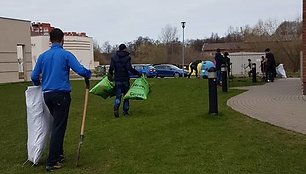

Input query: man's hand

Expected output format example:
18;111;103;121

108;73;114;81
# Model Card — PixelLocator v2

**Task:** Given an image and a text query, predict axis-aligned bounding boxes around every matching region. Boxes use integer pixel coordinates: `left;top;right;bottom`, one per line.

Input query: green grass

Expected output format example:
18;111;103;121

1;78;306;174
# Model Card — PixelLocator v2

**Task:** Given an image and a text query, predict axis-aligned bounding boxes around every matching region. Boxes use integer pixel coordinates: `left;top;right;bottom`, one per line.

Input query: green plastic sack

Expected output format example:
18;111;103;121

89;76;115;99
124;77;150;100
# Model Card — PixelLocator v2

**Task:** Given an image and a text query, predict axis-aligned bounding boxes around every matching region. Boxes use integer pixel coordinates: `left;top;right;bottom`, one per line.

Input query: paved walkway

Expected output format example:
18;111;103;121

227;78;306;134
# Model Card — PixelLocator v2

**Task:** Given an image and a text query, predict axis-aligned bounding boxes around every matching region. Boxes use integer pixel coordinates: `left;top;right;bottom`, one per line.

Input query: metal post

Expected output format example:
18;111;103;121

252;63;257;83
181;22;186;77
221;64;228;92
208;67;218;114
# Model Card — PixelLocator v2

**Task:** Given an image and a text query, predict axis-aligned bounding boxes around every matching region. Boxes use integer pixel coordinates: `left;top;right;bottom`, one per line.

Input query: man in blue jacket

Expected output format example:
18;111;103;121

31;28;91;172
108;44;141;117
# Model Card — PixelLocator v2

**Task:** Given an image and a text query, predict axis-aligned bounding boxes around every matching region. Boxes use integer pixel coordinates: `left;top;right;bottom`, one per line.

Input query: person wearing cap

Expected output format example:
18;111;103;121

108;44;141;117
31;28;92;172
265;48;276;82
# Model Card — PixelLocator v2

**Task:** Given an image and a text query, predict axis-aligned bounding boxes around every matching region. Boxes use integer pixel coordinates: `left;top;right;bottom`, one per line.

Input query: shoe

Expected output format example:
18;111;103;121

114;110;119;118
123;112;129;116
59;154;65;163
46;162;64;172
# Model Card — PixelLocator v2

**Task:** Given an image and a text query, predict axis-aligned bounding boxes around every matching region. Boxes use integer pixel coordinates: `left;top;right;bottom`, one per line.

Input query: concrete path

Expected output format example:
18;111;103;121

227;78;306;134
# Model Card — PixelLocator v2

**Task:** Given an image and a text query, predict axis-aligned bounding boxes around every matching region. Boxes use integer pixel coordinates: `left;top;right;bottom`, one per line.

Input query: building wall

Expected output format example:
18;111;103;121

228;52;264;76
303;0;306;95
0;17;32;83
31;35;94;70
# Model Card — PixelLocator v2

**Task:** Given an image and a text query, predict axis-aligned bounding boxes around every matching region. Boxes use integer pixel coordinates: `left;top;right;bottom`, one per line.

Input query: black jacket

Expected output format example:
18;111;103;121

109;50;140;82
266;52;276;70
215;52;225;70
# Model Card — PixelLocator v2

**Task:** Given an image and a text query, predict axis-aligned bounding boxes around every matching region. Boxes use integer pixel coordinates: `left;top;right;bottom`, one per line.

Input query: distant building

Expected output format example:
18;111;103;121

31;22;95;71
31;35;94;70
202;42;242;56
0;17;32;83
31;22;54;36
228;52;264;76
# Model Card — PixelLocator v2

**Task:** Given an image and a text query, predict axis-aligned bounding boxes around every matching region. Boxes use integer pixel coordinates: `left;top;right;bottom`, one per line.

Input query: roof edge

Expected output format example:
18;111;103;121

0;16;31;23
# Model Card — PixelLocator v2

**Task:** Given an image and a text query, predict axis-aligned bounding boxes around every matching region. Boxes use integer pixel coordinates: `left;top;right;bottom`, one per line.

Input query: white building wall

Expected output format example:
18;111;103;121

229;52;265;76
31;35;94;70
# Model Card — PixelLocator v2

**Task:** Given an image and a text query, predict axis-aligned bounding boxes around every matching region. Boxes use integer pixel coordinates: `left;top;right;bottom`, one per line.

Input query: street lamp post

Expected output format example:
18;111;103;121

181;21;186;77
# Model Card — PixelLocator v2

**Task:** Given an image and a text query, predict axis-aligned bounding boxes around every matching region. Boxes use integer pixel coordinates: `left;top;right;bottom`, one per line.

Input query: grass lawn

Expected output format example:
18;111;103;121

1;78;306;174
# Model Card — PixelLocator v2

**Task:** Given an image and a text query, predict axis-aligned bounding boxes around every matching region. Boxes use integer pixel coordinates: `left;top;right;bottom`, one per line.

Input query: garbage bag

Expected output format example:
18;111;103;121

25;86;53;165
124;77;150;100
89;76;115;99
276;64;287;78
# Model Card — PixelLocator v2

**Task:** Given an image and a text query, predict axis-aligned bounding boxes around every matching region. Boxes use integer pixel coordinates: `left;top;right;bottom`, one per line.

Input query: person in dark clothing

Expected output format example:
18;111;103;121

108;44;141;117
223;52;231;77
260;56;267;80
188;60;201;78
265;48;276;82
245;59;252;77
214;48;225;85
31;28;91;172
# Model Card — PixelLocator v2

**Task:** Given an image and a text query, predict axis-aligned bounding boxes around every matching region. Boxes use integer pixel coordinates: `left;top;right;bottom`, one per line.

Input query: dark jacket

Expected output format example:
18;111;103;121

109;50;140;82
266;52;276;70
215;52;225;70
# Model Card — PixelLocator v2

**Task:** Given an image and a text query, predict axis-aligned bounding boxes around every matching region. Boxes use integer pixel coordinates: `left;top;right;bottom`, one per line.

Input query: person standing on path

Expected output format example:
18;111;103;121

31;28;92;172
265;48;276;82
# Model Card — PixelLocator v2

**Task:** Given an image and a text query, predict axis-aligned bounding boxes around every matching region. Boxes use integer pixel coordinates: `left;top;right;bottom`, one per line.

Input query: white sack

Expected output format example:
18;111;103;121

25;86;52;164
276;64;287;78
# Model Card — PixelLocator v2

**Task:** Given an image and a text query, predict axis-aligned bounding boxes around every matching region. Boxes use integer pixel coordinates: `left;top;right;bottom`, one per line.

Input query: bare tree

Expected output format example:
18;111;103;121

159;24;178;44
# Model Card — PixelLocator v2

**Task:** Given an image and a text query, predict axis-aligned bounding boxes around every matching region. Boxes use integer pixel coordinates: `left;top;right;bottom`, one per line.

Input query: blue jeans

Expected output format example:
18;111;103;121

114;81;130;113
217;70;222;85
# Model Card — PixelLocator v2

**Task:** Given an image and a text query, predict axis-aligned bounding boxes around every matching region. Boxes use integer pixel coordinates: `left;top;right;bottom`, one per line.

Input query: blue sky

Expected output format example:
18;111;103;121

0;0;302;45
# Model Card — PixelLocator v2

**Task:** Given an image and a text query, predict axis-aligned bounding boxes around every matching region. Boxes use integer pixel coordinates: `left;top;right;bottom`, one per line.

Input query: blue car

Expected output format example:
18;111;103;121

130;64;157;78
153;64;188;78
200;60;215;79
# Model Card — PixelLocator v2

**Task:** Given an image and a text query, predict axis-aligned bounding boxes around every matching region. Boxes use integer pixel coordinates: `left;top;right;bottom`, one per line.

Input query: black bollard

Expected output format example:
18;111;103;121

208;67;218;114
221;64;228;92
252;63;256;83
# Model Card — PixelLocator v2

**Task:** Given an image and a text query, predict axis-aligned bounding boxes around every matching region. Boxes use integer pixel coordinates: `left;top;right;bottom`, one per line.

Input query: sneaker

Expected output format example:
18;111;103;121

123;112;129;116
46;162;64;172
59;155;65;163
114;110;119;118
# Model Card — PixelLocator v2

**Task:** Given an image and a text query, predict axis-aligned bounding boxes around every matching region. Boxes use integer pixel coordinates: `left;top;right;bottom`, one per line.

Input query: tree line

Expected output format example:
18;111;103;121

94;18;302;72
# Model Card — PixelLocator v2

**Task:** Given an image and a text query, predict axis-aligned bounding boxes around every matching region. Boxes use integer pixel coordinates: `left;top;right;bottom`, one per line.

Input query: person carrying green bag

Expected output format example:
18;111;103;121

108;44;142;118
89;76;115;99
124;77;150;100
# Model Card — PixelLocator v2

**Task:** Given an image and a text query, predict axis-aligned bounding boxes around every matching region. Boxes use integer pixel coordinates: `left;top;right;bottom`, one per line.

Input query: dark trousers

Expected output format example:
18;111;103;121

188;67;198;78
44;92;71;166
266;67;275;82
114;81;130;113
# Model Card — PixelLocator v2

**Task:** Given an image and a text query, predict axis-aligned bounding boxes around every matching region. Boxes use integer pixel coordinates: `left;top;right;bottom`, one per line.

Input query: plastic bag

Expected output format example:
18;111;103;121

25;86;53;165
124;77;150;100
89;76;115;99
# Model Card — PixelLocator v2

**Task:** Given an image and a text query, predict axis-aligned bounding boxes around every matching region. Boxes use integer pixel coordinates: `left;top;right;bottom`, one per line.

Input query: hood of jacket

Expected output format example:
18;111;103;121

116;50;130;58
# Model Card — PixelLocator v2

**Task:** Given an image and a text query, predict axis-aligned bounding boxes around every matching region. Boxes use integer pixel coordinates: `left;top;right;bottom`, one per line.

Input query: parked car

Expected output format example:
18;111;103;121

129;64;157;78
153;64;188;78
200;60;215;79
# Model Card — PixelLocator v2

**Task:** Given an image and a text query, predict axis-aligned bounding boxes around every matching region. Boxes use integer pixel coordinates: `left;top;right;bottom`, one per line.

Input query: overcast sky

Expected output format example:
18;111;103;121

0;0;302;46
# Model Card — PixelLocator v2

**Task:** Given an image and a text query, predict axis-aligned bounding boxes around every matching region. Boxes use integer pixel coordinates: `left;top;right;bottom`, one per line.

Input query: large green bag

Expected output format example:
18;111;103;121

124;77;150;100
89;76;115;99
